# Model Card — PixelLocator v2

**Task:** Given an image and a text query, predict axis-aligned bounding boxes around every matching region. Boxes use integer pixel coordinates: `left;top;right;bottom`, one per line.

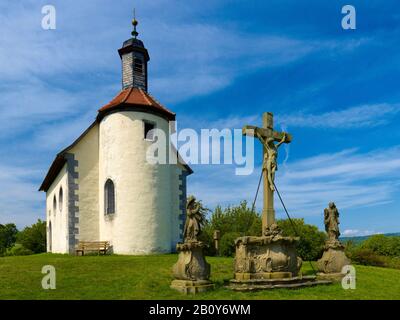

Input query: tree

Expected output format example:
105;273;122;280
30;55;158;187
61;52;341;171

200;201;261;256
276;218;326;261
219;232;241;257
0;223;18;255
361;234;400;257
17;219;46;254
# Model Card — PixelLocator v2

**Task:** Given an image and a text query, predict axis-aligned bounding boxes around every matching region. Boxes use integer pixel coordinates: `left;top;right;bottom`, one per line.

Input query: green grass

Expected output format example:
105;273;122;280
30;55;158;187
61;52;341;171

0;253;399;300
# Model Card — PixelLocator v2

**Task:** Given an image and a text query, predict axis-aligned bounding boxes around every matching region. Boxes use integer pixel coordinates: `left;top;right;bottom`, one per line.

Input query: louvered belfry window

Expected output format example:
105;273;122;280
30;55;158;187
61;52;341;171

134;58;143;74
105;179;115;214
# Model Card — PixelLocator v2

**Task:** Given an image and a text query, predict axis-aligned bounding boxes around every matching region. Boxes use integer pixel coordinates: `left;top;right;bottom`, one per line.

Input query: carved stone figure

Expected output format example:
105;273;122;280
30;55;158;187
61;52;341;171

171;196;213;294
324;202;340;243
317;202;351;281
229;112;331;290
256;132;286;192
183;196;205;241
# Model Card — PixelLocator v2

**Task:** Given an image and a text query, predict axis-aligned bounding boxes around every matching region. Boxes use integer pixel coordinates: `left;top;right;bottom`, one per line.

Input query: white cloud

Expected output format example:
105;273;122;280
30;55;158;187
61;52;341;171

278;103;400;129
0;163;44;228
188;146;400;220
342;229;381;237
0;0;378;228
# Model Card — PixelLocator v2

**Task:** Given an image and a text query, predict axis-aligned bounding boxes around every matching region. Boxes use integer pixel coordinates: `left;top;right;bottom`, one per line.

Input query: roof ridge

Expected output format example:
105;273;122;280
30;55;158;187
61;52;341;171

121;87;133;104
147;92;176;115
139;88;152;105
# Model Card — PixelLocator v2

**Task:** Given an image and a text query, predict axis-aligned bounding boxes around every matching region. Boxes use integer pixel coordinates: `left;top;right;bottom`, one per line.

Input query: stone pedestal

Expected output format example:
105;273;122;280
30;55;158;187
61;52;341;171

229;235;331;290
170;280;214;294
233;235;302;277
171;241;214;294
317;240;350;281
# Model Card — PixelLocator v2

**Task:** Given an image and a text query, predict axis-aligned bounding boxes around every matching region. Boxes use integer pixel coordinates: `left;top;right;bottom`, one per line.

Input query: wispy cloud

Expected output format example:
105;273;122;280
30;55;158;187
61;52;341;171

0;164;43;228
342;229;381;237
278;103;400;129
188;146;400;219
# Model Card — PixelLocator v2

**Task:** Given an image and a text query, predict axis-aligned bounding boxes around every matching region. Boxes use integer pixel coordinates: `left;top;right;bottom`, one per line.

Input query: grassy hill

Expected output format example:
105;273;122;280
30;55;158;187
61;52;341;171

0;254;399;300
340;232;400;245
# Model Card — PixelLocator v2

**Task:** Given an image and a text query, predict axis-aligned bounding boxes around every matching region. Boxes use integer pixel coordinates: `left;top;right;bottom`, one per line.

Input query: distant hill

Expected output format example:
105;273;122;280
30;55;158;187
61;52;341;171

340;232;400;244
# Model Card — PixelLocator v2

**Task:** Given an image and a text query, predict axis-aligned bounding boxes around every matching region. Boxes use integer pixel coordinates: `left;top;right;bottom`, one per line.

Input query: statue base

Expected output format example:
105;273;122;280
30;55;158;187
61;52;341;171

317;240;351;275
316;272;346;282
229;275;331;291
229;235;331;290
170;280;214;294
171;240;214;294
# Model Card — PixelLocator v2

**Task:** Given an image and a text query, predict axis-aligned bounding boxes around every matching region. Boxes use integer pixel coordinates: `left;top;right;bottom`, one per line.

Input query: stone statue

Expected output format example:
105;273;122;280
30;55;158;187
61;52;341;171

317;202;350;280
256;131;286;191
183;196;206;241
171;195;213;294
231;112;332;290
324;202;340;243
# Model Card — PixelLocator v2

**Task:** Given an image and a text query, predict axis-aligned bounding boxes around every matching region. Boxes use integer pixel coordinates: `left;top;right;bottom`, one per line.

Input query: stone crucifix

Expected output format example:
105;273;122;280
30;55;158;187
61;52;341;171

243;112;292;232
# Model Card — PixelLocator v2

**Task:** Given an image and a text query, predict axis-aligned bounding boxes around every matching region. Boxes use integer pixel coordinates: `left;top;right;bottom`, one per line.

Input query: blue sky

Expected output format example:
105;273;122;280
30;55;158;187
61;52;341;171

0;0;400;236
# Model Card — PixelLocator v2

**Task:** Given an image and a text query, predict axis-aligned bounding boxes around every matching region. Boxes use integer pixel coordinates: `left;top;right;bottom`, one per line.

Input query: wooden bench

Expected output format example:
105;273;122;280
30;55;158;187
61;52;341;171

75;241;110;256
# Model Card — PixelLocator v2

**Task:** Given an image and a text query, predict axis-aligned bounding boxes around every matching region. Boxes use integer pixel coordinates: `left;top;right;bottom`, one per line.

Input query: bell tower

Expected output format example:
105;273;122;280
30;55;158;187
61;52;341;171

118;12;150;91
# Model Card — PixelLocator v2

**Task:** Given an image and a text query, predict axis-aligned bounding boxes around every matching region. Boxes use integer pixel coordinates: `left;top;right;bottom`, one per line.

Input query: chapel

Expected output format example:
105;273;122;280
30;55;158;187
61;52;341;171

39;18;192;254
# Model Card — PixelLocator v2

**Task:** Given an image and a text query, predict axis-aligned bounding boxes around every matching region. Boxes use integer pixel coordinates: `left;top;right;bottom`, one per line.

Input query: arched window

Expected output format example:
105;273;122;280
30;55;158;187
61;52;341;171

134;58;143;74
59;187;63;212
104;179;115;215
53;195;57;213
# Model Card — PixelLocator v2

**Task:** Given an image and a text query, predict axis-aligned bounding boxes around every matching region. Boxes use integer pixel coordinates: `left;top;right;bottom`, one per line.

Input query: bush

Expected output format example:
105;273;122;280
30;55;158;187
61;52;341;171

349;248;386;267
277;218;326;261
17;219;46;254
198;226;216;256
0;223;18;256
361;234;400;257
199;201;262;256
207;201;261;236
219;232;241;257
4;244;33;256
386;257;400;269
198;201;327;260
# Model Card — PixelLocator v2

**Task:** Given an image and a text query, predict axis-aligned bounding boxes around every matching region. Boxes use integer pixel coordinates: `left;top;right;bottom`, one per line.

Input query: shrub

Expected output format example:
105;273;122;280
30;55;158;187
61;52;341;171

207;201;261;236
349;247;386;267
17;219;46;254
277;218;326;261
361;234;400;257
199;201;262;256
4;244;33;256
198;224;216;256
219;232;241;257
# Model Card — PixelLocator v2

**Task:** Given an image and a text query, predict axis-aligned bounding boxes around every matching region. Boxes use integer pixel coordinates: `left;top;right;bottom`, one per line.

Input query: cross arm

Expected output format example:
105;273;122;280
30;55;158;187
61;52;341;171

242;125;292;143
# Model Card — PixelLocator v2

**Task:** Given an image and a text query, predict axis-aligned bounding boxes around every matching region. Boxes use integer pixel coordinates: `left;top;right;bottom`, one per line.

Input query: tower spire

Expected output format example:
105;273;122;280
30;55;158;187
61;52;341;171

131;9;139;39
118;10;150;91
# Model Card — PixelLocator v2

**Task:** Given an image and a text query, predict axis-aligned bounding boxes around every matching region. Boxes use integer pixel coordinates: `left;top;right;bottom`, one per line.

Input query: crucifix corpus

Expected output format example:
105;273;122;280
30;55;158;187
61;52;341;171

243;112;292;232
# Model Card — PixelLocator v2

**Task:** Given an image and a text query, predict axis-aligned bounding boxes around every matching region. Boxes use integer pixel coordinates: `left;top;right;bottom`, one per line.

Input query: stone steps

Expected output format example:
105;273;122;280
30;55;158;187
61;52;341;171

228;275;332;291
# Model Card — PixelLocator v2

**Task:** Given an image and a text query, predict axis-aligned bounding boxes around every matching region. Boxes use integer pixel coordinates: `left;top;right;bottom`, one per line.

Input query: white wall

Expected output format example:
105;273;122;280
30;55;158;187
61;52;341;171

99;111;174;254
69;124;100;242
46;164;69;253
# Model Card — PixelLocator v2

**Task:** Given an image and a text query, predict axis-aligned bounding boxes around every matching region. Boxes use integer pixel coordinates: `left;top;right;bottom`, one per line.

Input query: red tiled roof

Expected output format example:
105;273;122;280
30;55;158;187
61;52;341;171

98;87;176;121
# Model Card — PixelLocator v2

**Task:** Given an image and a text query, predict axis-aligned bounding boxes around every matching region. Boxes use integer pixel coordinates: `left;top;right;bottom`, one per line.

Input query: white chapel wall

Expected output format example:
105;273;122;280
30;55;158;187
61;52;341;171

69;124;100;242
99;111;174;254
46;163;69;253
